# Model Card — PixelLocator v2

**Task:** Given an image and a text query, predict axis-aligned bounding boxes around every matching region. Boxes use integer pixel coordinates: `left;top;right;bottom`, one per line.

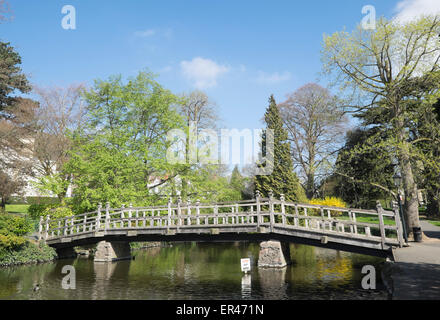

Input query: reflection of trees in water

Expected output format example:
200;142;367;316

0;262;56;299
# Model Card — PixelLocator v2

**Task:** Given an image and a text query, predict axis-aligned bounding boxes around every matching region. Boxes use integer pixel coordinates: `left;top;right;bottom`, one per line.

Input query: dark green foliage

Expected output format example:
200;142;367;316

0;242;57;267
255;95;306;202
332;128;395;208
0;41;31;113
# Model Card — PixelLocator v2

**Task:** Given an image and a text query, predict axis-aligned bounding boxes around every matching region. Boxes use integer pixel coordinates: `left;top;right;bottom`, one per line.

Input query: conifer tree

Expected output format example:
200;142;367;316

255;95;305;202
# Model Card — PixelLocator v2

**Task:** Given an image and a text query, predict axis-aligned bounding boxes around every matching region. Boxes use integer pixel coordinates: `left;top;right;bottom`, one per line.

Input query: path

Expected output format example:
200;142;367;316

388;220;440;299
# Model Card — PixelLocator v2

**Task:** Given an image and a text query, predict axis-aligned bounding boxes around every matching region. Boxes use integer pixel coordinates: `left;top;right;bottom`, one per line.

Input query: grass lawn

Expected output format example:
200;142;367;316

336;215;395;226
428;220;440;227
5;204;30;214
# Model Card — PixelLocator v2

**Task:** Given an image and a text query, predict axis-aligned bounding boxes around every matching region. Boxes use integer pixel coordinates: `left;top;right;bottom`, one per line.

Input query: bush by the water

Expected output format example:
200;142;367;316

0;211;33;253
29;203;74;220
0;241;57;267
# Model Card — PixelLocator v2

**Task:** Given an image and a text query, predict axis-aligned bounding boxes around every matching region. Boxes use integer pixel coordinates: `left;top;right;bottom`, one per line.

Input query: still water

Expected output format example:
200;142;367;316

0;242;388;300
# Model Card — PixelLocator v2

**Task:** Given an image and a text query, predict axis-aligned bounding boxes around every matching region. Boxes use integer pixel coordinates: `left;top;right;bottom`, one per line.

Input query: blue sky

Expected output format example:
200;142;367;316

1;0;438;131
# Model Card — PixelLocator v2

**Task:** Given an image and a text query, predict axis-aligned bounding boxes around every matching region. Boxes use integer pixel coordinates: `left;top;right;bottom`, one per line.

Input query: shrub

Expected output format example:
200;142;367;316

309;197;347;217
0;241;57;266
28;203;56;220
42;206;74;219
0;213;33;237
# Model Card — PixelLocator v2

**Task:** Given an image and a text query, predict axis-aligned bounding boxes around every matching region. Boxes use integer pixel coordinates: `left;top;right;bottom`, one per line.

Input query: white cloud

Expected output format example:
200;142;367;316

180;57;229;89
394;0;440;22
255;71;291;84
134;29;156;37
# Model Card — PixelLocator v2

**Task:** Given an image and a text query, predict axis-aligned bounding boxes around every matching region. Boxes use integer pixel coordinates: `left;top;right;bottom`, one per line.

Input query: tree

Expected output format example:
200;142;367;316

332;128;395;208
67;71;185;212
255;95;305;202
279;83;348;199
322;15;440;237
229;165;245;201
177;90;220;199
32;84;87;200
0;42;34;206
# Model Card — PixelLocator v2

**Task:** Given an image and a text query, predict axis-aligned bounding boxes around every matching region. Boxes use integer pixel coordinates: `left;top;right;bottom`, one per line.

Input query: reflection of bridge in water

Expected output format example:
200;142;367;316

40;192;405;264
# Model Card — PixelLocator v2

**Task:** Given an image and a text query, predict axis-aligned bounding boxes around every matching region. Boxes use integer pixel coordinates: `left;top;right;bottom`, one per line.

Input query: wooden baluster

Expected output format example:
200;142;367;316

63;217;68;236
280;194;286;225
105;202;110;231
128;203;133;228
187;199;192;226
143;211;146;227
269;190;275;232
150;210;154;227
57;220;61;236
167;198;172;227
327;209;332;231
177;196;182;227
393;201;404;247
294;204;299;227
256;190;261;227
352;212;357;234
83;214;87;232
376;201;386;249
214;205;219;225
120;204;125;228
45;215;50;240
38;216;44;241
304;207;309;228
196;200;200;225
96;203;102;231
348;210;354;233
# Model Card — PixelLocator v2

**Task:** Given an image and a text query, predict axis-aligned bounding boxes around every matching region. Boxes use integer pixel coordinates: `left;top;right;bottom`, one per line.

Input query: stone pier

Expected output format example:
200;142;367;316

258;240;291;268
94;241;132;262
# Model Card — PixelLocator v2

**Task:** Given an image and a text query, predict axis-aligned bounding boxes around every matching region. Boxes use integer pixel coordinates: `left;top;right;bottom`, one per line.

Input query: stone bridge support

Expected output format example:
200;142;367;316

94;241;132;262
258;240;291;268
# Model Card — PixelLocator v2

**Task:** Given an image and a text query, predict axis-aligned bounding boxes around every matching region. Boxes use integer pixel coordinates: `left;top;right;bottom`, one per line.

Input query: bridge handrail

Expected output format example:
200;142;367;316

39;195;405;249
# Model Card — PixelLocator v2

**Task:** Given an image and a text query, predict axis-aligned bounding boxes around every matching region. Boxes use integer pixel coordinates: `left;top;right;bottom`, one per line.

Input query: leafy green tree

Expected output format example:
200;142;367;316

67;71;185;212
255;95;305;202
332;128;395;209
322;15;440;236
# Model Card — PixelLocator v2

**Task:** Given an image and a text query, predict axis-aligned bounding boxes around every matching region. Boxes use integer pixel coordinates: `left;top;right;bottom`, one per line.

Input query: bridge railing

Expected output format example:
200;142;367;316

39;194;405;249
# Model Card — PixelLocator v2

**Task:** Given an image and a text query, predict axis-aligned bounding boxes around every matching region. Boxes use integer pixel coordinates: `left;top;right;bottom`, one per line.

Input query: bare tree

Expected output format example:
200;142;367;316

178;90;220;198
279;83;348;199
0;98;37;207
32;84;87;200
0;0;12;23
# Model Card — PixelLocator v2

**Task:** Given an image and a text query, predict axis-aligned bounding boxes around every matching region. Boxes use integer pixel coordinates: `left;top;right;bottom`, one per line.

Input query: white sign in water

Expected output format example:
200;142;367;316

241;258;251;273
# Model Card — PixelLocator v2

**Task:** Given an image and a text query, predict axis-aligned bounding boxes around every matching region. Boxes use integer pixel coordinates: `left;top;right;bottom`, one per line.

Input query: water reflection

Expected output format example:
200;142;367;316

0;242;388;300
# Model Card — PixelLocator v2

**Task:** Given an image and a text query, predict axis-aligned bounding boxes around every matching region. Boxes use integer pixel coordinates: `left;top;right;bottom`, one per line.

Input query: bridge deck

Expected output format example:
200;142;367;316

40;197;405;257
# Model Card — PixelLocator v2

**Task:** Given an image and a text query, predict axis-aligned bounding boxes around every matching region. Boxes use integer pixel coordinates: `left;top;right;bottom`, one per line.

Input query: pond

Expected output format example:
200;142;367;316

0;242;388;300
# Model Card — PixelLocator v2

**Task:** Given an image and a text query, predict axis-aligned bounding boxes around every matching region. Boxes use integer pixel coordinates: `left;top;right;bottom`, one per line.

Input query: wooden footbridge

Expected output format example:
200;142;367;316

40;192;405;258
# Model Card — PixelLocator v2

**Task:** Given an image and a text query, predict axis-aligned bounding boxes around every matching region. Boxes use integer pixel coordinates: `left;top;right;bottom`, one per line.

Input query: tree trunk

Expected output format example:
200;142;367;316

399;140;421;239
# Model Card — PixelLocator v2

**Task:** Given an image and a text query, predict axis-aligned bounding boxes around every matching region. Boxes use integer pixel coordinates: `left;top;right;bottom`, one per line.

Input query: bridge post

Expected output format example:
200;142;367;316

177;196;182;227
269;190;274;232
256;190;261;227
258;240;291;268
187;199;192;225
376;201;386;250
96;203;102;231
121;204;125;228
196;199;200;225
105;202;110;231
167;197;172;227
38;216;43;241
280;194;286;225
393;201;405;247
44;215;50;240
